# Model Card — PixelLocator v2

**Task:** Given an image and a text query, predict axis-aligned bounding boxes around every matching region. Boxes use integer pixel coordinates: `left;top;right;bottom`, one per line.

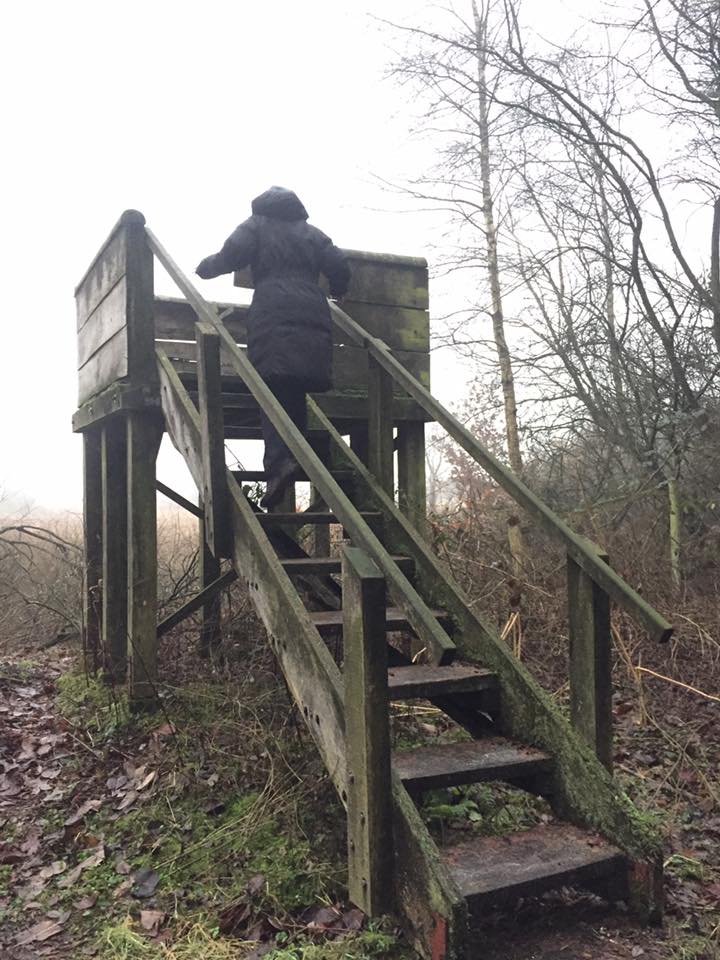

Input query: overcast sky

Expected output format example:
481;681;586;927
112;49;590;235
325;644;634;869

1;0;578;513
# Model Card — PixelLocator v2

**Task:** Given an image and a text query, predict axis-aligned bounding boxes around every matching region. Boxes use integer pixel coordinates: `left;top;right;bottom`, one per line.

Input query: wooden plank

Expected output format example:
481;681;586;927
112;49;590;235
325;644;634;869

157;568;237;639
368;355;395;496
443;824;626;910
258;511;382;526
77;276;127;368
73;382;160;433
281;555;413;576
397;421;427;532
387;663;497;700
76;224;127;330
82;429;103;674
78;327;128;405
156;480;204;518
196;322;231;558
126;411;162;705
157;350;203;489
394;739;553;792
310;606;449;637
157;340;430;394
568;549;613;771
235;248;429;309
145;229;455;665
343;547;394;915
154;295;429;353
101;418;128;680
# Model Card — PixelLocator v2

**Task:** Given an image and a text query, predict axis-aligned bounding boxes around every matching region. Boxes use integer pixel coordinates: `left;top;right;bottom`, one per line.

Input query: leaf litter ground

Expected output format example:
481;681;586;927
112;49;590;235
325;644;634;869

0;636;718;959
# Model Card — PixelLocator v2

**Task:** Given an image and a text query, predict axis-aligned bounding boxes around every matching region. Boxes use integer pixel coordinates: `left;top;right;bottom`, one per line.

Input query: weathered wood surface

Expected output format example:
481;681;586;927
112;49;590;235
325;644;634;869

157;568;237;640
397;421;427;533
368;355;395;496
77;277;128;369
76;222;128;329
101;418;128;679
156;339;430;393
147;229;455;664
310;399;663;873
196;323;231;558
78;328;128;405
387;664;497;701
568;549;613;771
73;382;160;433
199;513;223;658
82;430;103;674
343;547;394;915
443;824;626;910
330;302;672;645
394;739;553;793
155;294;429;353
235;248;429;310
157;350;204;488
126;411;162;705
124;212;156;392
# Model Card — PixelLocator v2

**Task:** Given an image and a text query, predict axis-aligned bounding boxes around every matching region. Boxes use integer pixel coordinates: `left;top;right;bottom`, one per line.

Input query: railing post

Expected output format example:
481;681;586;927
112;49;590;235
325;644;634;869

367;355;394;496
343;546;394;915
397;420;426;532
198;499;222;658
196;322;232;558
567;543;613;771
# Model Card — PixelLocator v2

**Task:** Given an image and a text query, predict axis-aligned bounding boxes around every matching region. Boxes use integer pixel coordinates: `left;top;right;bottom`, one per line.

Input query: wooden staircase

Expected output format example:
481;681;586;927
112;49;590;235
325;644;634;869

73;212;671;960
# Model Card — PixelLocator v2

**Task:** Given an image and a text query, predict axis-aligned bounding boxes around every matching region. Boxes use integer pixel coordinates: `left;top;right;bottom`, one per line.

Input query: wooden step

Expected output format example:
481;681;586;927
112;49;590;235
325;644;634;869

232;468;354;485
393;738;552;792
281;556;413;576
443;824;626;910
388;663;497;700
310;606;448;636
258;511;382;527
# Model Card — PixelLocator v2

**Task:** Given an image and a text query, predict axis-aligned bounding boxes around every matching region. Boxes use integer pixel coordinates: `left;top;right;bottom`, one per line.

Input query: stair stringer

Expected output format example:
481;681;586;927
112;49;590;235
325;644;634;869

312;400;663;921
157;350;468;959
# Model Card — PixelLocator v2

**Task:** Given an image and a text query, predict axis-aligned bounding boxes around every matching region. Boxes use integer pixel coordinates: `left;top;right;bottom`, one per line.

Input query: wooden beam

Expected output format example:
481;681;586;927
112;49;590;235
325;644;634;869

343;547;394;915
157;569;237;640
568;546;613;772
368;355;394;497
82;429;103;674
156;480;203;519
196;322;231;557
397;421;426;533
101;418;128;680
126;412;162;705
199;505;223;658
73;382;160;433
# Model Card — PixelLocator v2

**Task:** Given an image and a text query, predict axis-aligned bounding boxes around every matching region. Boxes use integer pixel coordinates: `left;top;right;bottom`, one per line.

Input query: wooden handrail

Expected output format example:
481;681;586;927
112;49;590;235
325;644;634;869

329;302;673;644
144;226;457;665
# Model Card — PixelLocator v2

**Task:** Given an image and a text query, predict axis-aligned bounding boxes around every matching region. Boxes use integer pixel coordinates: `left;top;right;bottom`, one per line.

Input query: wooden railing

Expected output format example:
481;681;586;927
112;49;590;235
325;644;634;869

329;302;673;769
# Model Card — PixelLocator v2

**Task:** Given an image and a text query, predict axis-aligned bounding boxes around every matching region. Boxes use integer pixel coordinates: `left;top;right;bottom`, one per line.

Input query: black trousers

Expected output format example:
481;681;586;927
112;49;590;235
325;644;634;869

259;381;308;479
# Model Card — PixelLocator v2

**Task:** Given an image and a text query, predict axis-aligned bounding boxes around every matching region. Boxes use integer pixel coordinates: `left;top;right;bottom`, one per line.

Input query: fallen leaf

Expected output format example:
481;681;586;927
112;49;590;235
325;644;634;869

57;844;106;889
114;878;133;899
247;874;266;898
137;770;157;792
132;867;160;899
15;918;64;945
39;861;67;880
74;894;98;911
64;798;102;827
152;722;175;737
140;909;166;936
115;856;132;875
117;789;138;811
631;948;645;958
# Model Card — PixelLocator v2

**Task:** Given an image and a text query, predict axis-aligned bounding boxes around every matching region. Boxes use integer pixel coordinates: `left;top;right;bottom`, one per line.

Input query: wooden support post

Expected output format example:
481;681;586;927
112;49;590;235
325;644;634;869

349;423;369;466
343;546;394;915
82;429;103;674
567;544;613;771
126;412;162;706
310;483;331;557
367;356;395;497
196;322;231;558
199;502;222;658
101;418;128;680
397;420;427;532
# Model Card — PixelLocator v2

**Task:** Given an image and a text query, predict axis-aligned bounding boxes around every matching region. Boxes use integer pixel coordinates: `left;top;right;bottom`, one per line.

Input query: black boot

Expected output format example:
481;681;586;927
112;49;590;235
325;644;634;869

261;460;302;510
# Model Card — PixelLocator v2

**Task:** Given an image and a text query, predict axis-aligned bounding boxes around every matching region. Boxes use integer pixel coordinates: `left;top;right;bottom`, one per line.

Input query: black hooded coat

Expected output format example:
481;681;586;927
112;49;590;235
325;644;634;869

196;187;351;392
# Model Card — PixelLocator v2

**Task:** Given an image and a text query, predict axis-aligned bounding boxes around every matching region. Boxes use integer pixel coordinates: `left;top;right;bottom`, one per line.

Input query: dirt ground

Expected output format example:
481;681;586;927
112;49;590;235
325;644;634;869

0;641;718;960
